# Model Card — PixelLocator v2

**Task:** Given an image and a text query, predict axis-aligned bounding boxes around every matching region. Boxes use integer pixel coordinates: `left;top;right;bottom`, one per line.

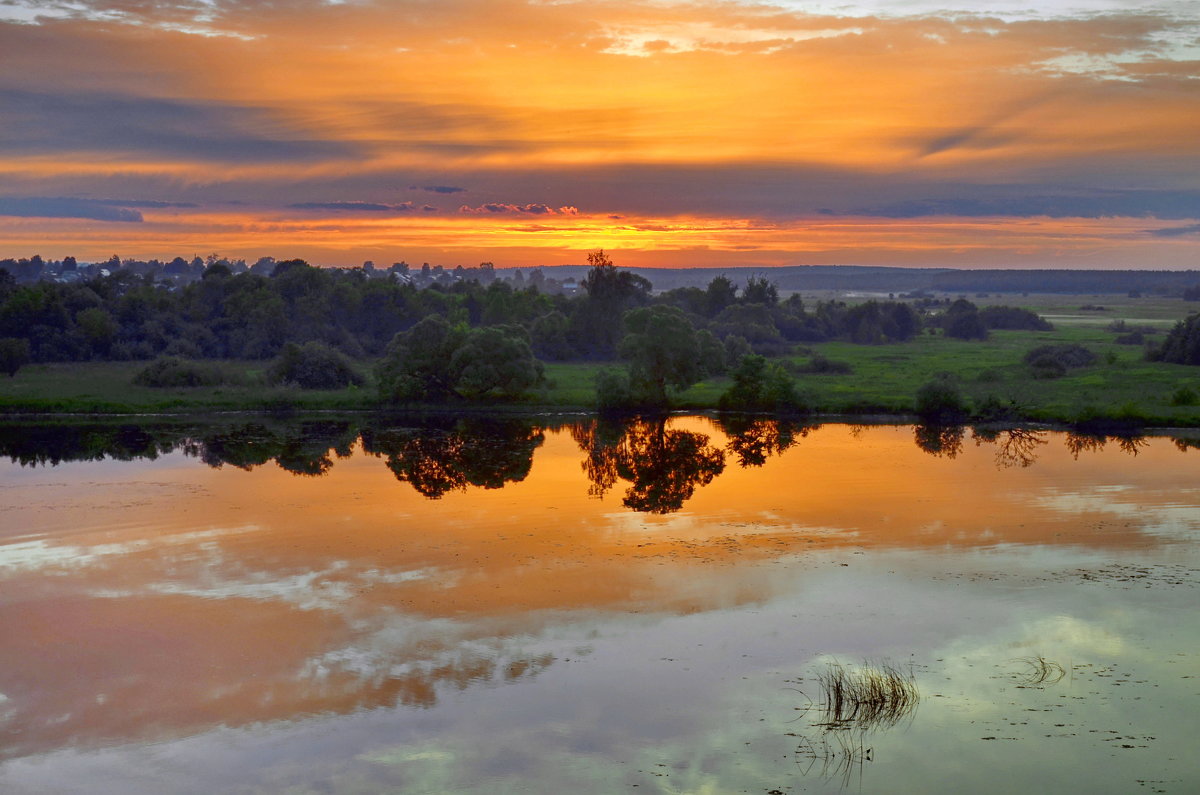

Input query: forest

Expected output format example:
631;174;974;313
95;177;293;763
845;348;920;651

2;252;1199;422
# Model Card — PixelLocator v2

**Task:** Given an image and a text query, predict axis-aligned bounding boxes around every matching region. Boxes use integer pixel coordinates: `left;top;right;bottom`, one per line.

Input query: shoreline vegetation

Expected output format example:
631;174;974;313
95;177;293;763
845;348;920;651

3;253;1200;429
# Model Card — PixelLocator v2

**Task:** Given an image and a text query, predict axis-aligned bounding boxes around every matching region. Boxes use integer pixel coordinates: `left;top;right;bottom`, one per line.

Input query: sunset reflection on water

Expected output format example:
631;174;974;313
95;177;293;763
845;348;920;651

1;419;1197;793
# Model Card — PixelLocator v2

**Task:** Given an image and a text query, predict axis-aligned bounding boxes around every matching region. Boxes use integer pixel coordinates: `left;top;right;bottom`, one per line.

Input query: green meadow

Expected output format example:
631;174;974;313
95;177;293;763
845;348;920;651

3;294;1198;426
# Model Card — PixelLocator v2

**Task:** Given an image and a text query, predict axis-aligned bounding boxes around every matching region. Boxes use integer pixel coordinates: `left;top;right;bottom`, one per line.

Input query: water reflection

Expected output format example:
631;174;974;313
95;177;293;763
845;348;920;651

1;417;1191;515
570;417;725;513
361;418;544;498
1;420;1198;794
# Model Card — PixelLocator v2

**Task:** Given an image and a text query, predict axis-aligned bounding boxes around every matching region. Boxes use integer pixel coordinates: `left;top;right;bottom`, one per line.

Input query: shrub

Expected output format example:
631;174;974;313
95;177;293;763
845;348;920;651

914;375;970;422
798;353;852;374
0;337;31;377
133;356;225;388
1154;314;1200;365
972;394;1020;422
267;342;363;389
595;367;635;412
1023;344;1096;379
978;305;1053;331
1170;385;1198;406
718;354;807;412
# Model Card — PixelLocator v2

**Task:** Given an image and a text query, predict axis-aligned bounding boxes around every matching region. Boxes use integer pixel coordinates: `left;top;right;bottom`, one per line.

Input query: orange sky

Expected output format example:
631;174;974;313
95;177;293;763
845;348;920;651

1;1;1198;267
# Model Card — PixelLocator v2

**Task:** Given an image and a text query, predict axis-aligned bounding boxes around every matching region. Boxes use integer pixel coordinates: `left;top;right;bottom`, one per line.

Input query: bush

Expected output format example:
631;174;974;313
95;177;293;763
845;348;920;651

1023;344;1096;379
978;306;1054;331
0;337;31;377
595;367;635;412
133;356;225;388
972;394;1019;422
1154;314;1200;365
267;342;363;389
797;353;852;374
1170;385;1198;406
718;354;808;412
914;375;970;422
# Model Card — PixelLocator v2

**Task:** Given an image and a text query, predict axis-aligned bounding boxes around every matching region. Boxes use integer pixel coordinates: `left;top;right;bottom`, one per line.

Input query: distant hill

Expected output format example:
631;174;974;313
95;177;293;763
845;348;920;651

503;265;1200;295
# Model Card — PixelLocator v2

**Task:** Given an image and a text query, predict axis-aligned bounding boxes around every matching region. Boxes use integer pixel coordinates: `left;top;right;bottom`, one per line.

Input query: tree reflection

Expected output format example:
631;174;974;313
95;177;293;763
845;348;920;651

0;422;180;466
715;416;811;467
971;427;1047;468
186;421;358;476
1064;431;1148;459
361;418;544;498
1172;436;1200;452
913;424;965;458
570;417;725;513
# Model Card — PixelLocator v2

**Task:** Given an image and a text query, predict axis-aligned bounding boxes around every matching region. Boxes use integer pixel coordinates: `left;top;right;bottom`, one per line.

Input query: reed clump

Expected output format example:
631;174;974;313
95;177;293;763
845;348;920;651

815;659;920;731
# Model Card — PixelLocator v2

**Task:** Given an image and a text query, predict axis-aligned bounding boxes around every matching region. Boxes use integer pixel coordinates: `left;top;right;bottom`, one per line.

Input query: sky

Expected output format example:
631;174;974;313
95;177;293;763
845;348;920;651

1;0;1198;269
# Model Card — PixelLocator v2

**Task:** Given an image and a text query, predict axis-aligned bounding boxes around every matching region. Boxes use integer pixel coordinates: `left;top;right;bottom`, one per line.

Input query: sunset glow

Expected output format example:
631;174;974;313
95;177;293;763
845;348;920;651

2;0;1198;267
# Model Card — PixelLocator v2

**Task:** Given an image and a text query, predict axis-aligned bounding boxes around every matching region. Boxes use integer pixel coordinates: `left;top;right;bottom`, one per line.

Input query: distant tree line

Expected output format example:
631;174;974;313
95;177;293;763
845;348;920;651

1;252;1075;408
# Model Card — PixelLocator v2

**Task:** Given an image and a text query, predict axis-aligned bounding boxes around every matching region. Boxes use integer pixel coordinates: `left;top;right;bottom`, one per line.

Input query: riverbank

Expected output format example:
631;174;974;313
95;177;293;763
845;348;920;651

2;325;1198;426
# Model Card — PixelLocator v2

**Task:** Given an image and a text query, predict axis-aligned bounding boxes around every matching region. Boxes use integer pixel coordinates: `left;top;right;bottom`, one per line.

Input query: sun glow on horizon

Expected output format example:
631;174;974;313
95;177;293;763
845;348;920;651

0;0;1198;267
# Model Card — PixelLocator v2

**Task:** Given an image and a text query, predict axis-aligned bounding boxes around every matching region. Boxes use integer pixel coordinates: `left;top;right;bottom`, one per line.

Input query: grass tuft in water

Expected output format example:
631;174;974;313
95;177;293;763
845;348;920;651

1011;655;1067;686
812;659;920;731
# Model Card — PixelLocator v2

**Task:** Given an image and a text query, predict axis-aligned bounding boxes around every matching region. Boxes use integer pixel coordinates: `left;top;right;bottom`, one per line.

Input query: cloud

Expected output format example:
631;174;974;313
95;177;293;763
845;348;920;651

0;88;357;163
289;201;417;213
458;203;579;215
413;185;467;194
847;190;1200;220
0;197;144;222
1145;223;1200;238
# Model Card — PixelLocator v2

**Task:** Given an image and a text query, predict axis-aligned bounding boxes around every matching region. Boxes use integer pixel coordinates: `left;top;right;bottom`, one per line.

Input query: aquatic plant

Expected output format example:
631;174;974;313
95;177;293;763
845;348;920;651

1011;655;1066;686
812;659;921;731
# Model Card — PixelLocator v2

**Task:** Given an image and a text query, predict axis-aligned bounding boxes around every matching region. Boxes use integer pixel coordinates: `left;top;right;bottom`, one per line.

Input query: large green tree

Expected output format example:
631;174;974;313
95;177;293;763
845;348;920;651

618;304;703;406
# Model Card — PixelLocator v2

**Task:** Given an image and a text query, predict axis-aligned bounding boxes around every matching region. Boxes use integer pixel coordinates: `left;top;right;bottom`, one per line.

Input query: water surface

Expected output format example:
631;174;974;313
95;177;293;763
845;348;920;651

1;417;1197;793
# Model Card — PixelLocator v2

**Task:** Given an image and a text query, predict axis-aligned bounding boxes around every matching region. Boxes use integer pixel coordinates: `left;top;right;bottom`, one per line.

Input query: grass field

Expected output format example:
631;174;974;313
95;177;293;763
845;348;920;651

2;295;1198;426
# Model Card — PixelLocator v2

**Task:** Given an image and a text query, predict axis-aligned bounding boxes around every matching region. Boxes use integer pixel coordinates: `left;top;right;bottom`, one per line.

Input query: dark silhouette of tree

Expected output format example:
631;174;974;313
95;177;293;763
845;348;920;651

570;250;651;358
704;275;738;317
742;275;778;306
570;417;725;513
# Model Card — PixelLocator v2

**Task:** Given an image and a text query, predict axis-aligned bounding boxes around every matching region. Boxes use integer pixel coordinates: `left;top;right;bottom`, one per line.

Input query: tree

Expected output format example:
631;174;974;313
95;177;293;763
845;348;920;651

704;275;738;317
0;337;30;377
1154;313;1200;365
530;310;574;360
618;305;702;406
571;250;652;358
376;315;467;402
742;275;778;306
449;326;543;398
941;299;988;340
580;250;651;304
